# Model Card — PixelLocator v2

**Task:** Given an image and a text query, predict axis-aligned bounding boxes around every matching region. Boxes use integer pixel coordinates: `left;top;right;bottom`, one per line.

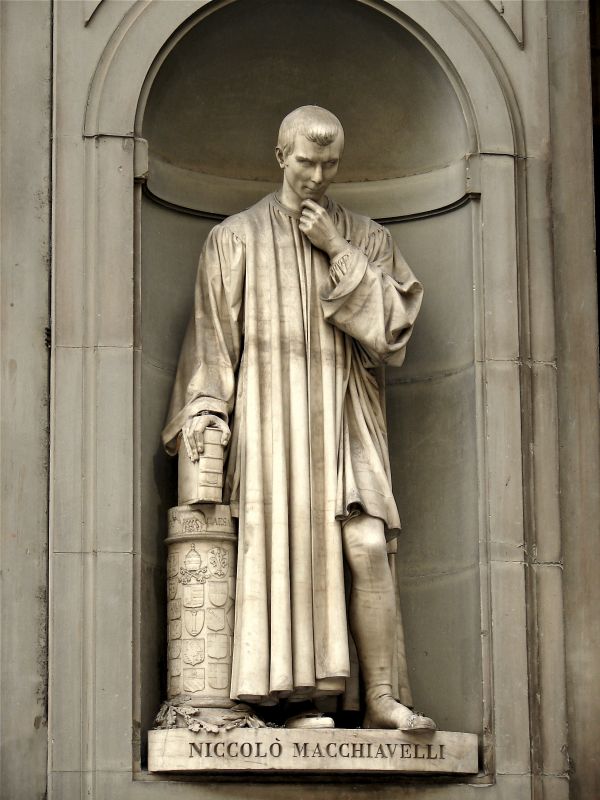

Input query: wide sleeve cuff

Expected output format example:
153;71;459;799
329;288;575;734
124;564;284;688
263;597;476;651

321;245;368;302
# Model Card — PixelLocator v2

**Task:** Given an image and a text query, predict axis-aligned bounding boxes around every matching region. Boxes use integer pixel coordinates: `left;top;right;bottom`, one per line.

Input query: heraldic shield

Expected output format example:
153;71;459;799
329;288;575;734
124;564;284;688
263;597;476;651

207;633;229;660
208;662;230;691
168;619;182;640
184;608;205;637
208;580;227;607
168;675;181;697
184;584;204;608
167;599;181;620
167;640;181;660
183;639;205;666
167;576;178;600
206;608;225;631
183;667;205;693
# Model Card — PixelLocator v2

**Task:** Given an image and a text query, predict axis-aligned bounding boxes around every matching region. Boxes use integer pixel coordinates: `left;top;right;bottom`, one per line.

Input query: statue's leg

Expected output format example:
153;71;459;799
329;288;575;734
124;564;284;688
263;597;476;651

342;514;436;731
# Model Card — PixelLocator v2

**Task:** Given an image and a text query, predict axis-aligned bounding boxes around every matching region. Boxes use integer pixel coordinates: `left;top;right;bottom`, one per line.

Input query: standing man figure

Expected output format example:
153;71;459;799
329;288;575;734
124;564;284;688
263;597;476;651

163;106;435;731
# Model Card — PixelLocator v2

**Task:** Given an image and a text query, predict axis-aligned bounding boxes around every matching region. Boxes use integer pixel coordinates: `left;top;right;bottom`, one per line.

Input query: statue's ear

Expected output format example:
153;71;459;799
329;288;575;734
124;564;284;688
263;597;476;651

275;146;285;168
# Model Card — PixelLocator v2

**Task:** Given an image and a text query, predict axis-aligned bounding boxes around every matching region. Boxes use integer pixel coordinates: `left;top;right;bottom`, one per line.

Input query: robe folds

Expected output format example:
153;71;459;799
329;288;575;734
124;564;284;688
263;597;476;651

163;193;423;704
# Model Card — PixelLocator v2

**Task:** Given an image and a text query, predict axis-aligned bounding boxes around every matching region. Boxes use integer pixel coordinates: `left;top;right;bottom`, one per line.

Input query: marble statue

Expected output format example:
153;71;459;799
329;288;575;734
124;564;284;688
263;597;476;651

162;106;435;732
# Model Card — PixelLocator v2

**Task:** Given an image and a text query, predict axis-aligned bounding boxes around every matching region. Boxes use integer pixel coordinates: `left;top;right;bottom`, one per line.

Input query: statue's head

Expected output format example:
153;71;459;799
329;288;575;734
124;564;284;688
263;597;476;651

275;106;344;205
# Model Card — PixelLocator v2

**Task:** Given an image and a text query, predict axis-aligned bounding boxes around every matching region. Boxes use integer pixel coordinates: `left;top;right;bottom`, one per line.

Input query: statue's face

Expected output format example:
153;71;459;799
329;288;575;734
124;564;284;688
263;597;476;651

277;134;342;204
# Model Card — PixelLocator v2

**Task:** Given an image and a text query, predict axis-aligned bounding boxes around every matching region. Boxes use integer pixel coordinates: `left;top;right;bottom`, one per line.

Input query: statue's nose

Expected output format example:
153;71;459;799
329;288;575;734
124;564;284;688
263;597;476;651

311;165;323;184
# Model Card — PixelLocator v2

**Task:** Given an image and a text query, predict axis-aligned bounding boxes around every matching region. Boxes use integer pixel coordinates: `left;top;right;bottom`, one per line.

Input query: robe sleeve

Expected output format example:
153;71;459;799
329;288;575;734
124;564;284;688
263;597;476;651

161;224;245;455
319;225;423;368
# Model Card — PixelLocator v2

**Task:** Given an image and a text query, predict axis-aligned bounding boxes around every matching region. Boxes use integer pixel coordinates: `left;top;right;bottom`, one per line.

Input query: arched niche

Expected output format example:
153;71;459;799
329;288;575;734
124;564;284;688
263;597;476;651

141;0;471;215
70;0;532;782
137;0;486;754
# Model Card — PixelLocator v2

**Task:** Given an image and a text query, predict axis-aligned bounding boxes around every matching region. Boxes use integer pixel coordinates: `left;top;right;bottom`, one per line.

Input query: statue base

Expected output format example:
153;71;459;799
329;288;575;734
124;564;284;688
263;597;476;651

148;727;479;774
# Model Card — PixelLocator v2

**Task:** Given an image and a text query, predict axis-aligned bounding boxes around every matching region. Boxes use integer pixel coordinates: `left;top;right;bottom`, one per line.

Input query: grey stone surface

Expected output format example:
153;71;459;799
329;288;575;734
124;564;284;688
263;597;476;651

51;346;85;553
548;1;600;795
50;553;86;773
388;204;475;380
484;361;525;548
388;367;479;575
400;567;483;735
489;561;530;774
96;348;134;552
142;0;468;184
0;0;587;797
0;2;51;799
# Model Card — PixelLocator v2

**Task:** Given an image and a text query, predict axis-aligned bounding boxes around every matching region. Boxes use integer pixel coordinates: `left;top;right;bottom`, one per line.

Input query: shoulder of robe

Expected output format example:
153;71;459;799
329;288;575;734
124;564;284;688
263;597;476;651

210;219;246;246
331;200;386;240
219;194;273;243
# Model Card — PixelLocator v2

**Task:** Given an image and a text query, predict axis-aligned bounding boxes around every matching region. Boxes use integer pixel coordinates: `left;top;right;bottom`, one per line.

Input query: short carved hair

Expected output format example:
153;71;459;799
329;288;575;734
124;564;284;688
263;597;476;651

277;106;344;157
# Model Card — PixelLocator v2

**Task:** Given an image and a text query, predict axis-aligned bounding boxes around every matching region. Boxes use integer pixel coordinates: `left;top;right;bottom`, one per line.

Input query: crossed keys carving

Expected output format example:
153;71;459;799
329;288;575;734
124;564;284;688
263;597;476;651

180;544;208;584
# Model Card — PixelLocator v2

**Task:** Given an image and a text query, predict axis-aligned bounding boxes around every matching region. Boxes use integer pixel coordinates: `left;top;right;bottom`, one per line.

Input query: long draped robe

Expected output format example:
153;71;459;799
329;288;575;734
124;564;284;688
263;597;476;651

163;193;423;705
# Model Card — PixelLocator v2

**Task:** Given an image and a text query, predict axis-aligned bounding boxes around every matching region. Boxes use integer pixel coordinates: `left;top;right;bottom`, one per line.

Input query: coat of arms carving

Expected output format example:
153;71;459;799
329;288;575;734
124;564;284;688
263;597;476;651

167;599;181;620
208;662;230;690
183;639;205;666
184;608;205;637
208;547;228;578
207;633;229;660
206;608;225;631
208;580;228;607
167;576;178;600
167;640;181;660
168;619;182;640
183;584;204;608
183;667;205;693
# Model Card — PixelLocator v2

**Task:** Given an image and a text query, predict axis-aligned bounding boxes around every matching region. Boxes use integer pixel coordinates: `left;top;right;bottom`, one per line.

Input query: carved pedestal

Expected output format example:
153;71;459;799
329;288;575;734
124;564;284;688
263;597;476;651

164;504;237;709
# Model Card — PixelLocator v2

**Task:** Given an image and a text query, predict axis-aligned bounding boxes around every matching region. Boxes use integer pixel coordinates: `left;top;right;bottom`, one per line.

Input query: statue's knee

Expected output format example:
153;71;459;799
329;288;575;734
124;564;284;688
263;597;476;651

343;519;388;577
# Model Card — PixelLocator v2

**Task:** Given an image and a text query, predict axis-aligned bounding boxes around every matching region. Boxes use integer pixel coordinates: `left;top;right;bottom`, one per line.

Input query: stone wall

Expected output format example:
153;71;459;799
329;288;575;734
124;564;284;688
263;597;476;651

1;1;598;798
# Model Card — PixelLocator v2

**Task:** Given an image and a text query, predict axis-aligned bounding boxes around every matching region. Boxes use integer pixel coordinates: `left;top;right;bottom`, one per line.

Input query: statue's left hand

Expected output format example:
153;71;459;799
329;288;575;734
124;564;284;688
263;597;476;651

299;200;348;259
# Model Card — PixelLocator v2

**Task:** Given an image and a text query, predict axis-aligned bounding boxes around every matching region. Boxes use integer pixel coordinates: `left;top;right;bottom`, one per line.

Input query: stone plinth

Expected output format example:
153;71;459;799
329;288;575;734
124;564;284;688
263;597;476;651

165;505;237;708
148;728;479;774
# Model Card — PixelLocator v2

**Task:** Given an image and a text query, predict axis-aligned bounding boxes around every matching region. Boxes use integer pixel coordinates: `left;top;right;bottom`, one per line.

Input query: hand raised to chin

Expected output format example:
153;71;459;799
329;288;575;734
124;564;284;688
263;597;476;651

299;200;348;259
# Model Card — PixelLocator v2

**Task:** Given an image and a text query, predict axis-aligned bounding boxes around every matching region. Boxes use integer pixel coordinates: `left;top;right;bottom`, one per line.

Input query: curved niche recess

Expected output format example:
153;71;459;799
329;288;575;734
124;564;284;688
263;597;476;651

142;0;471;219
139;0;482;745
